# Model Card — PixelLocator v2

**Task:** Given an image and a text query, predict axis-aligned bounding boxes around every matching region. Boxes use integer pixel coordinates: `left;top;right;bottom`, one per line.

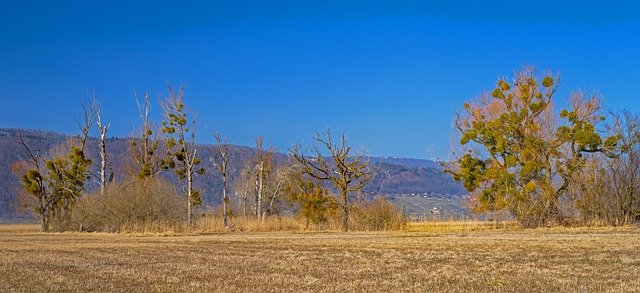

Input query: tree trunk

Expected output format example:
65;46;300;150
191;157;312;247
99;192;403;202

99;131;107;196
187;165;193;226
222;175;228;228
262;182;281;221
41;211;50;232
341;189;349;232
242;192;247;218
257;161;264;220
254;174;259;218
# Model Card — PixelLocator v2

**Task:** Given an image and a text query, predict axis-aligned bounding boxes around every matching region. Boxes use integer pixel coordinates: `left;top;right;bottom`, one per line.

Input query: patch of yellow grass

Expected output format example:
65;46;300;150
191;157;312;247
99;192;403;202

405;220;521;233
0;223;40;233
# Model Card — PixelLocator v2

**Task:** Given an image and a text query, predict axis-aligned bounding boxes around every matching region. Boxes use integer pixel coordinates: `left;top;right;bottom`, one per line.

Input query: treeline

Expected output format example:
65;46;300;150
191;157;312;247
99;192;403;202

13;84;403;232
449;67;640;227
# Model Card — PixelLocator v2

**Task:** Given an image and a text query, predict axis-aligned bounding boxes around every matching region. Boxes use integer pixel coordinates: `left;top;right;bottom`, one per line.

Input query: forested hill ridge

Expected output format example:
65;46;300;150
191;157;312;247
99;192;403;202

0;128;465;220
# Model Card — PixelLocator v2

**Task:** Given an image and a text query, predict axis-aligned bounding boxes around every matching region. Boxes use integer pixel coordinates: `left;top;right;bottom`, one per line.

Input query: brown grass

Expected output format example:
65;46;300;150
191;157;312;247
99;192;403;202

405;220;522;233
1;223;639;292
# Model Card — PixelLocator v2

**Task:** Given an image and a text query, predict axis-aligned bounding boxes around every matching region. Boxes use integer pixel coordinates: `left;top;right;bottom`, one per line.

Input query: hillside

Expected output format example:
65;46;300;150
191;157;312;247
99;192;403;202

0;128;465;220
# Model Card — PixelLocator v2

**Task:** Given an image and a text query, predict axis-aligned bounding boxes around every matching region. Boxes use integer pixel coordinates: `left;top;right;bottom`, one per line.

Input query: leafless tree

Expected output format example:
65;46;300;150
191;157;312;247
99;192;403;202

234;161;255;217
291;129;375;232
253;137;271;218
574;110;640;225
77;95;99;151
251;136;277;220
214;131;230;228
261;165;289;220
96;106;111;196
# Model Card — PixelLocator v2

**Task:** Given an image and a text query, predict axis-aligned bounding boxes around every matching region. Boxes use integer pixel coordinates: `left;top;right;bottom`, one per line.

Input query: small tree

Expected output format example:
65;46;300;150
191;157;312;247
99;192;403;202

234;161;254;217
252;136;275;220
17;98;97;231
573;110;640;225
130;91;166;179
16;134;54;232
213;131;230;228
284;168;337;226
232;143;287;220
291;129;375;232
161;84;204;225
259;163;290;220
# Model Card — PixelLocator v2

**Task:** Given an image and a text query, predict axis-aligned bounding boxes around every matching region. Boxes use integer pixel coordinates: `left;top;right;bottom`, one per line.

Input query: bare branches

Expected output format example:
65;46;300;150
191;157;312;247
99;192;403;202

131;91;165;178
77;93;99;150
214;131;230;228
252;136;277;219
214;132;229;175
16;131;41;169
290;129;376;231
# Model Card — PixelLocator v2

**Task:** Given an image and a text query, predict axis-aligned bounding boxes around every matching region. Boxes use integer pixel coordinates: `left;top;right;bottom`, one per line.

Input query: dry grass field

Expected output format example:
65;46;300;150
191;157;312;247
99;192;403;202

1;223;639;292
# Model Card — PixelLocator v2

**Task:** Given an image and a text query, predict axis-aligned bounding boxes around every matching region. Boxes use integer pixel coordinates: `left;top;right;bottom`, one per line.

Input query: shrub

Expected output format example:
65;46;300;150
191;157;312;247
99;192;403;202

71;178;185;232
288;185;338;226
350;197;406;231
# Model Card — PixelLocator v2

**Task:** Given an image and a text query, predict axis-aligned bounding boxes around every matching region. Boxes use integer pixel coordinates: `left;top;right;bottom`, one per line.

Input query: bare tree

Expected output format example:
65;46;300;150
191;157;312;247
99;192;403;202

234;161;254;217
261;165;288;220
77;96;99;149
252;136;276;220
574;110;640;225
96;106;111;196
607;111;640;224
214;131;230;228
291;129;375;232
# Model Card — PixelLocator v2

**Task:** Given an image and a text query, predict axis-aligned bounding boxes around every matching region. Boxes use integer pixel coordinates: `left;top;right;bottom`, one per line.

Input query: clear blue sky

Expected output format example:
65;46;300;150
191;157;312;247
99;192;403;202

1;1;639;159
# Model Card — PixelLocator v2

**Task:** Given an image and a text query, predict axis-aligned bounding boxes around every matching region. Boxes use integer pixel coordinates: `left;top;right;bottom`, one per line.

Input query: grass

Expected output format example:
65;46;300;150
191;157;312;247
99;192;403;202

1;224;639;292
405;220;521;232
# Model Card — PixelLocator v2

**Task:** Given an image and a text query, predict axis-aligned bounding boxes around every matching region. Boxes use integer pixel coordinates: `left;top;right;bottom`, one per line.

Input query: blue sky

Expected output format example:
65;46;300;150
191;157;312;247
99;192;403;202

1;1;639;159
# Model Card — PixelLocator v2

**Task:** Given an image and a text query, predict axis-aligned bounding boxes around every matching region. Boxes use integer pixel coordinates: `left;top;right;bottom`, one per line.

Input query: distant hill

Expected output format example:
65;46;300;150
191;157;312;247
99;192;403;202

369;157;440;169
0;128;465;220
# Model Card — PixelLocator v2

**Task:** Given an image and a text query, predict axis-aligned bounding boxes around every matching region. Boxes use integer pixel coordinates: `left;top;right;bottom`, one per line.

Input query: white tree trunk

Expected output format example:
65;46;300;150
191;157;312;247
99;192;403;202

222;173;228;228
257;161;264;220
99;131;107;196
186;160;193;226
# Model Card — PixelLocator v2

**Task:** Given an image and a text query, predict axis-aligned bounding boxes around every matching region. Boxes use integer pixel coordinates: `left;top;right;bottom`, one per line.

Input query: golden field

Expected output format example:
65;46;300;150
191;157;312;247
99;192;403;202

1;223;639;292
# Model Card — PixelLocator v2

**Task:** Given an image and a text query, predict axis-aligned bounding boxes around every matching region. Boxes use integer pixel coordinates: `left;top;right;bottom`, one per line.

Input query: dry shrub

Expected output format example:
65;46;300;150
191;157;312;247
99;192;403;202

71;178;185;232
350;197;406;231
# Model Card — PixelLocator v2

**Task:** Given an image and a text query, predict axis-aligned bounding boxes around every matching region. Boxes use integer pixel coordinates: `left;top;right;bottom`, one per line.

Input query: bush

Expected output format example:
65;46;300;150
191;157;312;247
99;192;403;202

71;178;185;232
350;197;406;231
288;186;338;226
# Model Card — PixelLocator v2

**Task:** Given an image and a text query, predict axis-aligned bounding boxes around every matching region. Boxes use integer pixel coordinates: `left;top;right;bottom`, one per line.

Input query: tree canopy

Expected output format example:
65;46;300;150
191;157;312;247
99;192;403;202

449;68;620;227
